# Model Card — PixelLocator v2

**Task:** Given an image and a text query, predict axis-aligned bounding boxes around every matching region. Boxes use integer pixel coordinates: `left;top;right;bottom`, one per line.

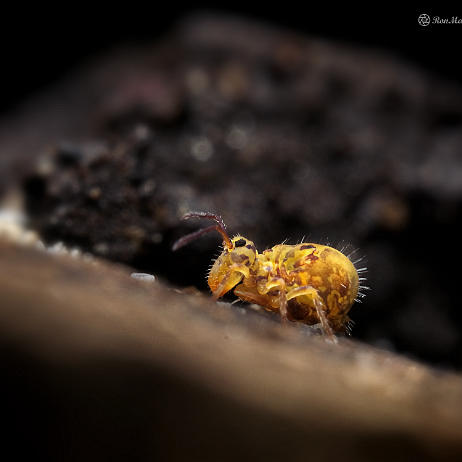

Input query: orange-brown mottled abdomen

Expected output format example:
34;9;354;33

233;244;359;333
173;212;367;340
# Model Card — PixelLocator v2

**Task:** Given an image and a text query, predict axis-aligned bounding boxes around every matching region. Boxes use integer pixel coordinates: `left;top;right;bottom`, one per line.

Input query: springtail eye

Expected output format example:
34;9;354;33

234;238;246;247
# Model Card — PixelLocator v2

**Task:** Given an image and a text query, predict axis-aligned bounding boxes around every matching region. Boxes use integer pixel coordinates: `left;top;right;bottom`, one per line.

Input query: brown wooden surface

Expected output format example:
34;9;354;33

1;240;461;461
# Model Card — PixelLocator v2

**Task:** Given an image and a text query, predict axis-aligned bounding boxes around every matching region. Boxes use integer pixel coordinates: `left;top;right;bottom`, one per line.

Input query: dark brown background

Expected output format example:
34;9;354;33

2;7;460;115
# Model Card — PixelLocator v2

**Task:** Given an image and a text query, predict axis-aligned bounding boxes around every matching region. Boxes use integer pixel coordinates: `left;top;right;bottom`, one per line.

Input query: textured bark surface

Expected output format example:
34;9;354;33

1;241;461;461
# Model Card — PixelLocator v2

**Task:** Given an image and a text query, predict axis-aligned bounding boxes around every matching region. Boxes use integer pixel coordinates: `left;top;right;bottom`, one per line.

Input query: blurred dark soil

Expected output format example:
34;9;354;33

3;15;462;368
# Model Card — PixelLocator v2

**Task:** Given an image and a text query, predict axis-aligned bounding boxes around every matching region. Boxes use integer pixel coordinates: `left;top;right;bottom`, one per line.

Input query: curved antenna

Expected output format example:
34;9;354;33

172;212;233;251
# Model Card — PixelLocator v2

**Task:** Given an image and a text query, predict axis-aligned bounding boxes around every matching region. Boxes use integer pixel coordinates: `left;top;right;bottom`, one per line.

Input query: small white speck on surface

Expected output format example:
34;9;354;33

130;273;155;282
70;248;82;258
47;241;65;254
